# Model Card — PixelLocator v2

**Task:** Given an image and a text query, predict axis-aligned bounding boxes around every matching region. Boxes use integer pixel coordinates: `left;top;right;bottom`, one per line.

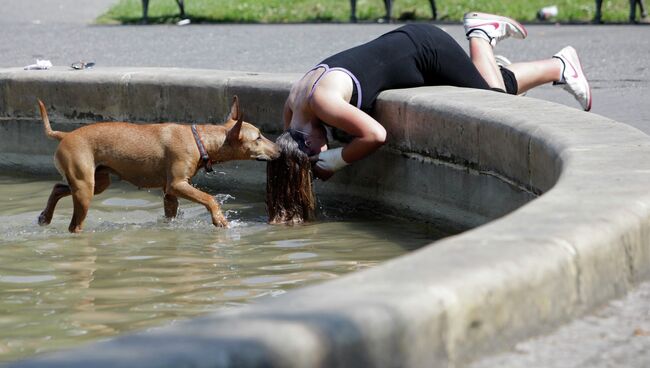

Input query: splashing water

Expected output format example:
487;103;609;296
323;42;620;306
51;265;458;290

0;175;448;362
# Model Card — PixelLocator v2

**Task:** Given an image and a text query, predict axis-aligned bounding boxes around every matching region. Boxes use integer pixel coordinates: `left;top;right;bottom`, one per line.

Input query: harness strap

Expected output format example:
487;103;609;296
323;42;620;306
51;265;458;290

191;124;213;173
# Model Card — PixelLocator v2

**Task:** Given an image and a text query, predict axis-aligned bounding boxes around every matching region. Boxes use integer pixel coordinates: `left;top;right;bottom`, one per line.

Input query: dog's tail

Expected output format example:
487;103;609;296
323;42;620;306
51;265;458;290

37;99;66;141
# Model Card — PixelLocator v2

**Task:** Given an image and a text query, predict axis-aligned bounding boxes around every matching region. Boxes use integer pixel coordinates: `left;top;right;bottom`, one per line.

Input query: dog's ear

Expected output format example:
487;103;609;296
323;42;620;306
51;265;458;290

227;95;241;122
227;113;243;142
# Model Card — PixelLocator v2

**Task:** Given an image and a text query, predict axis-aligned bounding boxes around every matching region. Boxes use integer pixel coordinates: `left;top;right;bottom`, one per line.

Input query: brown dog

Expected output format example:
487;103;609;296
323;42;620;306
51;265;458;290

37;96;280;233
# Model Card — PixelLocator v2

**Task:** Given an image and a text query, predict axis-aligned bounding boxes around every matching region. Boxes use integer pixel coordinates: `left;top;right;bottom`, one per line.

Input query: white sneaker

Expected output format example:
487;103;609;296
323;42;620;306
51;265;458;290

464;12;528;47
553;46;592;111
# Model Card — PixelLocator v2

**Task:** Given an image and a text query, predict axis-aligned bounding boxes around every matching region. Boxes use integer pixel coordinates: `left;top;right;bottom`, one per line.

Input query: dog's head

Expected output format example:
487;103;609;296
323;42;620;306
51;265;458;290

223;96;280;162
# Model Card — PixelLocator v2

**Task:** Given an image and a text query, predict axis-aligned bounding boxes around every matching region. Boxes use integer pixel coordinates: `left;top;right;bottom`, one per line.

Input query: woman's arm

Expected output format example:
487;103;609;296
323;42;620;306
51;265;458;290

310;87;386;164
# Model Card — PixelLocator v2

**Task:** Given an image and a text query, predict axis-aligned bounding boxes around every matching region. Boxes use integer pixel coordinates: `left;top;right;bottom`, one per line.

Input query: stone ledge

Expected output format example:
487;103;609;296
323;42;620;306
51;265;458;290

2;68;650;367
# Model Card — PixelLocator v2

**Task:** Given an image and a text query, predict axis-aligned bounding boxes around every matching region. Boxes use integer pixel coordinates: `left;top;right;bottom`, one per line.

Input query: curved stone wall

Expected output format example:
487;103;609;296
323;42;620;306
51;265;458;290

2;68;650;367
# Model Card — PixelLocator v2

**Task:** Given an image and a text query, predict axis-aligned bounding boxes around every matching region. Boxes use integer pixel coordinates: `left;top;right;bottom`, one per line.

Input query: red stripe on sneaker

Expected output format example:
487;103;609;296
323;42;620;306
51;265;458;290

469;22;500;30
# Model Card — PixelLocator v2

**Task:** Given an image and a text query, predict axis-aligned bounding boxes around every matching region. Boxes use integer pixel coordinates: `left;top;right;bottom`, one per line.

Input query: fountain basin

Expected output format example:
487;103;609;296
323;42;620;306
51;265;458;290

1;67;650;367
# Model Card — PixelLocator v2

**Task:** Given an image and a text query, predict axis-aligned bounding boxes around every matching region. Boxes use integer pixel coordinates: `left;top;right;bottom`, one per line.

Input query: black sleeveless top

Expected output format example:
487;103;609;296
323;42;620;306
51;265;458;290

320;23;449;112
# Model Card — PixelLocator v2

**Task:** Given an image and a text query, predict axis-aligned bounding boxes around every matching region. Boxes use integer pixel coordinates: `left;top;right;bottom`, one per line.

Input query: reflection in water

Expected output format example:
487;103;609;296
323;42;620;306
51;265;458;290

0;176;448;362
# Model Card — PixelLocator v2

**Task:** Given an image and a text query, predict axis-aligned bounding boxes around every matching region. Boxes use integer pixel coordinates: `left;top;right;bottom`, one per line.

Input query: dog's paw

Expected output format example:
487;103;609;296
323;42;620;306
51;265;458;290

68;224;83;233
212;215;229;228
37;212;51;226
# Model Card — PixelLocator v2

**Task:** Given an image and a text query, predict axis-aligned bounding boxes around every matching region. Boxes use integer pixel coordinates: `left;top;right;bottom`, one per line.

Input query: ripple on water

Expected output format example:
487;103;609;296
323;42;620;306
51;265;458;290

0;275;57;284
0;176;445;362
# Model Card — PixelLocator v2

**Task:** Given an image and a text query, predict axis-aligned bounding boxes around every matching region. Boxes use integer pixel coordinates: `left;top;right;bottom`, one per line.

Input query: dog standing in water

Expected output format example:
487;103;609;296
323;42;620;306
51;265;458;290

37;96;280;233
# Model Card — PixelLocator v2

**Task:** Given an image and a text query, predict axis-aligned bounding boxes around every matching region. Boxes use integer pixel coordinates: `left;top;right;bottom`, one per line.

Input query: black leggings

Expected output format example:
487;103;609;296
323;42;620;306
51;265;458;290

320;24;518;112
391;24;519;96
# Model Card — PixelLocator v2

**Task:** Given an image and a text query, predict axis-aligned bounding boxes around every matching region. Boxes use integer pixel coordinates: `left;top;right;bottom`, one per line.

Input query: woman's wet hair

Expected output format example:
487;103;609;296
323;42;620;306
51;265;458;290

266;130;316;224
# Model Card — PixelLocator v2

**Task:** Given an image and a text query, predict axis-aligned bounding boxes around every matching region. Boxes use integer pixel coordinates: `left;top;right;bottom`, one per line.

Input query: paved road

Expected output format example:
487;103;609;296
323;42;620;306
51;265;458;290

1;1;649;133
1;1;650;367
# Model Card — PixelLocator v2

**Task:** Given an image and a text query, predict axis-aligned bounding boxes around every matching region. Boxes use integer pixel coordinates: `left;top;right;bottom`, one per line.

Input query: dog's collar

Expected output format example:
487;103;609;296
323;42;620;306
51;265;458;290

191;124;213;173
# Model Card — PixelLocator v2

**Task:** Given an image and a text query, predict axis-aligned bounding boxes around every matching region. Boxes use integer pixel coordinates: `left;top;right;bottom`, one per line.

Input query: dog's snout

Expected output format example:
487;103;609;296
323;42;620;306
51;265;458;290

270;145;281;160
262;140;281;161
256;147;281;162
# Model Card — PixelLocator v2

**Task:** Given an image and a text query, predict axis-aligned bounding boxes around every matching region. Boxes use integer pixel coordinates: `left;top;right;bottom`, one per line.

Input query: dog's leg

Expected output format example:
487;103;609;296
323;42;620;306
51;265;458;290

38;183;71;226
168;181;228;227
40;169;108;228
68;179;94;233
163;193;179;219
93;167;111;195
60;157;96;233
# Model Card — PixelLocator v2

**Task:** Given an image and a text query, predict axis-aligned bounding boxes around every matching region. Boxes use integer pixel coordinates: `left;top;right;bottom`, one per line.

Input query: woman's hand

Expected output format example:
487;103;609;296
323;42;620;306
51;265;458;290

309;147;350;181
309;154;335;181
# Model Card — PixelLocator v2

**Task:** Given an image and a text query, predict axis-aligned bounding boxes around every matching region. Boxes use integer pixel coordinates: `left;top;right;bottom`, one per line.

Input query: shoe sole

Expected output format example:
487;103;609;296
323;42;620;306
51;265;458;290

562;47;592;111
463;12;528;39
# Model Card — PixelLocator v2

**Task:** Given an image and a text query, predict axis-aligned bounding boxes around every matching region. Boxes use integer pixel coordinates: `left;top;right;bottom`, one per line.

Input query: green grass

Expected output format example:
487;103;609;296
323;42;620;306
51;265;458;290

97;0;636;24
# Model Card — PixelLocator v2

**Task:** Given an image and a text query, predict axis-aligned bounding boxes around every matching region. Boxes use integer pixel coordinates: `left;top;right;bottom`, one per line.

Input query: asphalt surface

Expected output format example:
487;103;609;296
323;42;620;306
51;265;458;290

2;1;649;133
1;1;650;367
